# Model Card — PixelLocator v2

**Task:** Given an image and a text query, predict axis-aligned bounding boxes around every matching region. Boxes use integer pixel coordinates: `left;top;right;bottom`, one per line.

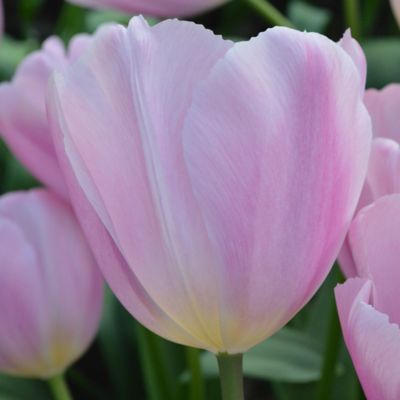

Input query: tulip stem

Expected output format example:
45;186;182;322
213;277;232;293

217;353;244;400
244;0;295;28
48;374;73;400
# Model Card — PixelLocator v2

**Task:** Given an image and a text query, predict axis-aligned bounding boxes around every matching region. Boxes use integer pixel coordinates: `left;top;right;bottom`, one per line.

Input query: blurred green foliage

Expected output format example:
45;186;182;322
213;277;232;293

0;0;394;398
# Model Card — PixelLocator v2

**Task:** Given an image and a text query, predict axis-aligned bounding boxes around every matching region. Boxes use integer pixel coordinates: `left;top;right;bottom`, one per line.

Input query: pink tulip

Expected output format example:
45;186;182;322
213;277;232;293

0;35;91;199
0;189;103;378
339;84;400;277
48;17;371;353
365;84;400;143
335;194;400;400
67;0;228;17
364;86;400;199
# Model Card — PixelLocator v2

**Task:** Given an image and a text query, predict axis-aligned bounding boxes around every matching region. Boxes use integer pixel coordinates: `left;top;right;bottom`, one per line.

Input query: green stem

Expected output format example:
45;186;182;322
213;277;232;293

244;0;295;28
47;374;73;400
217;353;244;400
186;347;205;400
315;292;343;399
343;0;361;39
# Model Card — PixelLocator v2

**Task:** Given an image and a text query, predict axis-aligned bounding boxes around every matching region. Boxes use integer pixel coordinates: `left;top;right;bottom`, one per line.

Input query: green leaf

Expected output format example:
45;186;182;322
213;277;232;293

18;0;44;22
97;289;140;400
363;38;400;88
85;10;131;32
199;328;342;383
55;4;87;42
134;324;180;400
287;1;331;33
0;36;38;80
0;151;39;193
0;374;50;400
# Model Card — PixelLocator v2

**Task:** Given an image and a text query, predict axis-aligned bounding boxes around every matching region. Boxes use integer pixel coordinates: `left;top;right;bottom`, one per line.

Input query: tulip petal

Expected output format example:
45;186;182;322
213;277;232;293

0;36;91;198
338;29;366;91
336;278;400;400
0;219;49;376
183;27;371;351
364;84;400;141
367;138;400;198
0;190;103;378
49;18;233;351
390;0;400;27
348;194;400;325
338;181;373;278
67;0;228;18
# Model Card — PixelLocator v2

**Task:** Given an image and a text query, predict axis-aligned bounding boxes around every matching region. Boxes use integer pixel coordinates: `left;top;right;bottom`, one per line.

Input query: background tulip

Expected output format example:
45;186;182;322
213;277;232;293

67;0;229;17
335;194;400;400
48;15;371;360
390;0;400;26
339;84;400;277
0;34;91;199
0;189;103;379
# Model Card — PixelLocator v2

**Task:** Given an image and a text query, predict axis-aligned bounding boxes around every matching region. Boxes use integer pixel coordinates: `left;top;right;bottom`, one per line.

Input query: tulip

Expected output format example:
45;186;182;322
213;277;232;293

339;84;400;277
0;34;91;199
67;0;229;17
335;194;400;400
48;17;371;398
0;189;103;384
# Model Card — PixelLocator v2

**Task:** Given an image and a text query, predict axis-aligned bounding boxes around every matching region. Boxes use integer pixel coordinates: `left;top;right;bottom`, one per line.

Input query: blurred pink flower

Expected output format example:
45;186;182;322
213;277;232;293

336;194;400;400
67;0;228;17
48;17;371;353
390;0;400;26
0;189;103;378
0;35;91;199
339;84;400;277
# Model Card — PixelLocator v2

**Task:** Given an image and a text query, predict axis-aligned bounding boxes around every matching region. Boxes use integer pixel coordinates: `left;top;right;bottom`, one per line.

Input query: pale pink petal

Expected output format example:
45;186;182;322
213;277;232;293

0;190;103;378
348;194;400;325
0;35;91;199
364;84;400;141
67;0;228;17
183;27;371;351
336;278;400;400
338;29;366;92
49;18;233;351
338;239;357;278
0;219;49;376
390;0;400;26
367;138;400;198
68;34;92;61
338;182;373;277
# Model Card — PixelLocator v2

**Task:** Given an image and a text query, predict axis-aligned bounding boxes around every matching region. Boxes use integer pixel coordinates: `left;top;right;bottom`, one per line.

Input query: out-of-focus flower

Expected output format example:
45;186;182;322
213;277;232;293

48;17;371;354
0;189;103;378
340;84;400;277
390;0;400;26
67;0;229;17
0;35;91;199
336;194;400;400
